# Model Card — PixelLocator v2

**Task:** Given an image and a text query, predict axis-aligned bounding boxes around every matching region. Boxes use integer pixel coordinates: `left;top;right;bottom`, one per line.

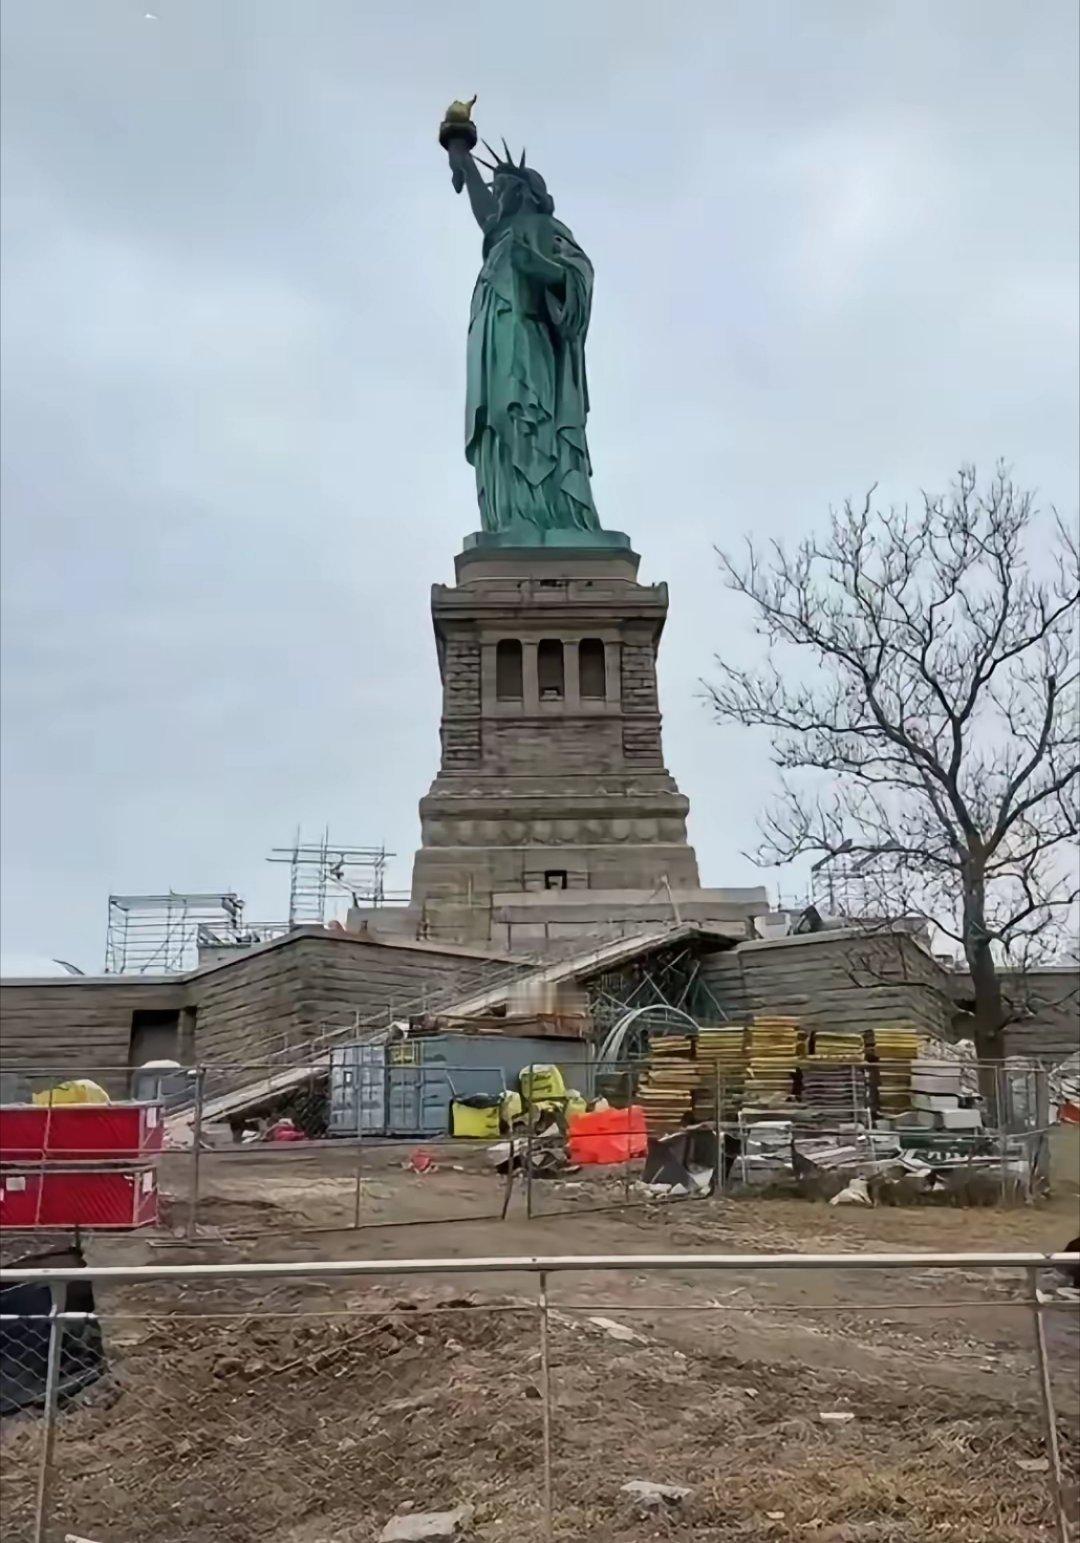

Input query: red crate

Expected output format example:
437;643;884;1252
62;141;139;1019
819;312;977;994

0;1166;159;1230
0;1102;164;1164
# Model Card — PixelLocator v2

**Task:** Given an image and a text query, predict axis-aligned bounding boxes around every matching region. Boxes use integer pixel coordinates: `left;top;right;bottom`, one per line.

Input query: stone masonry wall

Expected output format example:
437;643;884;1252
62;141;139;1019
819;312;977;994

484;718;624;774
620;642;659;710
414;554;703;933
440;637;481;768
620;642;663;764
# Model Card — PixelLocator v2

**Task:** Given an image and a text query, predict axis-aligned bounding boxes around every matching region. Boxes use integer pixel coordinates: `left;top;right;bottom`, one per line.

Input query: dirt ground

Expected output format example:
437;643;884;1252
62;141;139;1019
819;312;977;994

1;1136;1078;1543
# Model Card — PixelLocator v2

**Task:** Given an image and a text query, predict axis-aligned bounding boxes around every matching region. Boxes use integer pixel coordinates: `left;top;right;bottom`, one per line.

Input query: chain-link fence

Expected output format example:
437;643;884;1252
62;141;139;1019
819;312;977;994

0;1250;1076;1543
0;1058;1059;1245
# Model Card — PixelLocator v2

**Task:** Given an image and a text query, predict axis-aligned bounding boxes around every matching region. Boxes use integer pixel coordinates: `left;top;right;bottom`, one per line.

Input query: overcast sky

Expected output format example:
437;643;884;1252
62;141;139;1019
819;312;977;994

2;1;1077;975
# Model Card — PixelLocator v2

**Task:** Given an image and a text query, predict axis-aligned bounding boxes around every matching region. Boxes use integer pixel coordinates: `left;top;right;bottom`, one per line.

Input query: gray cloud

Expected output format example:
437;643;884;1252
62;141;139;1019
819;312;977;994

2;0;1077;970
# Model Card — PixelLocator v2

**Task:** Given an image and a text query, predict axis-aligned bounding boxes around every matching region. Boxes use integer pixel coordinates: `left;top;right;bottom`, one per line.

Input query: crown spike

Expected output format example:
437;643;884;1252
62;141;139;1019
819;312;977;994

481;139;500;163
519;146;527;168
501;137;514;164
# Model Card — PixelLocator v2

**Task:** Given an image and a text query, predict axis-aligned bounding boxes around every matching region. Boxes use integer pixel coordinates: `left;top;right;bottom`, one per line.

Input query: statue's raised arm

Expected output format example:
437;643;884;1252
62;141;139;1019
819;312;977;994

437;100;602;538
439;97;496;229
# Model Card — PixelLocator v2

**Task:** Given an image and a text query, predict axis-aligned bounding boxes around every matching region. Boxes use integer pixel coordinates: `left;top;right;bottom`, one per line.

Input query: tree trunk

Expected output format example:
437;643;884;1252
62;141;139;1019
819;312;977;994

967;937;1006;1059
963;867;1007;1123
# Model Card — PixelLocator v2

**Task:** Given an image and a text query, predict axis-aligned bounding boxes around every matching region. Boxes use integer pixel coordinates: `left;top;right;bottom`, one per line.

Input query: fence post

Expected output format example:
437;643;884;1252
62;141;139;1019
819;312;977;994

351;1054;363;1228
1032;1067;1051;1195
525;1109;534;1221
1026;1266;1069;1543
712;1062;722;1196
33;1281;67;1543
622;1066;631;1209
186;1066;206;1241
499;1127;517;1221
537;1270;554;1539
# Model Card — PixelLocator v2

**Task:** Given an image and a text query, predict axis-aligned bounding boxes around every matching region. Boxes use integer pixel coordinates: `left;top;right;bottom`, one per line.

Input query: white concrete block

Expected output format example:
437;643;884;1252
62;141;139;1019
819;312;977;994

939;1107;982;1130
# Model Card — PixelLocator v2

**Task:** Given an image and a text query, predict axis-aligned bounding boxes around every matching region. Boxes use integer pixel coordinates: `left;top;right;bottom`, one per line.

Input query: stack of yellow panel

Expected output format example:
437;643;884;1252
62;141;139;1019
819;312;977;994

694;1026;747;1116
650;1035;694;1058
802;1031;865;1123
811;1031;865;1061
743;1015;799;1107
864;1026;921;1113
636;1036;701;1132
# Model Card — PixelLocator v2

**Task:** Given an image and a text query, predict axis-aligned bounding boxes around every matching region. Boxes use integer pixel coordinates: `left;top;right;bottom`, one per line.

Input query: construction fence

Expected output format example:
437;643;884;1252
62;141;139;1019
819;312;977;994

0;1057;1063;1244
0;1250;1076;1543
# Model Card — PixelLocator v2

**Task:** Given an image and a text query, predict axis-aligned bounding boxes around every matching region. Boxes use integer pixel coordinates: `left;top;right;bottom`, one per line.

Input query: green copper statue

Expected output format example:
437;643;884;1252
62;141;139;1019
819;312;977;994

440;100;603;538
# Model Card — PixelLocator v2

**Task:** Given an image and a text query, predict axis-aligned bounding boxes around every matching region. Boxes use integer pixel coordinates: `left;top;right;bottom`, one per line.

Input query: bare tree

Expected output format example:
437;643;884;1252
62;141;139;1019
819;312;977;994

708;465;1079;1064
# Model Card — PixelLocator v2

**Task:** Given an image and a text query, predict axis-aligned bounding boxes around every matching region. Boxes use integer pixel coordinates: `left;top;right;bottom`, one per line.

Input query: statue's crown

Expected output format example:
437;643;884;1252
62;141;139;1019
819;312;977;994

475;138;553;213
476;138;533;182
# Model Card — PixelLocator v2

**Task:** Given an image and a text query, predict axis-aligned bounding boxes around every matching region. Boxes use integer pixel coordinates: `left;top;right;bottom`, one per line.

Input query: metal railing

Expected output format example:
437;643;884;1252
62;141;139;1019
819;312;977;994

0;1251;1075;1543
213;917;691;1075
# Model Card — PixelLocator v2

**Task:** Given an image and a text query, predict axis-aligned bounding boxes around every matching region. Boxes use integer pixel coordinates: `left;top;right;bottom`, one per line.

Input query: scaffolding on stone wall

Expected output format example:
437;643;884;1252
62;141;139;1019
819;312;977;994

584;940;730;1046
104;893;247;975
267;829;406;929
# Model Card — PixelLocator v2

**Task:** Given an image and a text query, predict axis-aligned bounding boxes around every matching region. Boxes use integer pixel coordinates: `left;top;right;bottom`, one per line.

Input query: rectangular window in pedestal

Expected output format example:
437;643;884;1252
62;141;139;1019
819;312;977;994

579;637;607;699
495;639;523;701
537;639;565;700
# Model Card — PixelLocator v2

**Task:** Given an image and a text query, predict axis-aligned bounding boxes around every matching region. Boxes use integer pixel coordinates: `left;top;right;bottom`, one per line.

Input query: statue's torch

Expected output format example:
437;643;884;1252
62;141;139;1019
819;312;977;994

439;96;478;193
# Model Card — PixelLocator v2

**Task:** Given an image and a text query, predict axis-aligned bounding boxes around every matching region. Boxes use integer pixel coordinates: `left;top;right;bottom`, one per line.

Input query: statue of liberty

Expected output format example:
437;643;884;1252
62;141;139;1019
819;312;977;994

440;101;603;537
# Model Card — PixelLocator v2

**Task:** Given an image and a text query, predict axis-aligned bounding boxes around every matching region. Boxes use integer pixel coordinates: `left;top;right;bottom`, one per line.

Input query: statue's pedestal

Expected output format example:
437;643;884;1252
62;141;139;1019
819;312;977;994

404;539;763;948
460;524;634;556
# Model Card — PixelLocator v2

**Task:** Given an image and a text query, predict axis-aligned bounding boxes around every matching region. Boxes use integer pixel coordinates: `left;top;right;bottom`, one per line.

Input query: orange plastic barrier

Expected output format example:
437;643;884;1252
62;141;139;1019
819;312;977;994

568;1105;647;1165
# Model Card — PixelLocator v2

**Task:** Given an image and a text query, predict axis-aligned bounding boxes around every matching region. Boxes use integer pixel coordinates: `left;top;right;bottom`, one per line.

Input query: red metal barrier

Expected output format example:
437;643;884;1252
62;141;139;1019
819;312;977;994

0;1102;164;1163
0;1166;159;1229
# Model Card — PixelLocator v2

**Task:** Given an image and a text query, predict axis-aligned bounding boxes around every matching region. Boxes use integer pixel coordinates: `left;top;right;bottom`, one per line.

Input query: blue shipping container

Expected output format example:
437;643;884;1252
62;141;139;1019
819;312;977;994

328;1034;591;1137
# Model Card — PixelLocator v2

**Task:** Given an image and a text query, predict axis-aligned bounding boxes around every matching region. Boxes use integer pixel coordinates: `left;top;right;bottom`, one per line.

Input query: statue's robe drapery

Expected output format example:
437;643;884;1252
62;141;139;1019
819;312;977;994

466;210;601;533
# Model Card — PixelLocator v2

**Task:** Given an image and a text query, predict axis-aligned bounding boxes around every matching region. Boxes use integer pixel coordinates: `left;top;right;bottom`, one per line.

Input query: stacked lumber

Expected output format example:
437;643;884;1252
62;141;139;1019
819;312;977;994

864;1026;921;1114
798;1029;866;1123
636;1036;701;1132
743;1016;798;1108
645;1035;692;1054
810;1031;865;1061
800;1066;862;1124
694;1027;746;1116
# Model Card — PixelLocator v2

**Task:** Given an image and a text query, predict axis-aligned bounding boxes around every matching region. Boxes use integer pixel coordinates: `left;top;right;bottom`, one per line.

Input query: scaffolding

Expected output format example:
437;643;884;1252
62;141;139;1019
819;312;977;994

805;848;901;921
267;830;405;929
105;893;246;975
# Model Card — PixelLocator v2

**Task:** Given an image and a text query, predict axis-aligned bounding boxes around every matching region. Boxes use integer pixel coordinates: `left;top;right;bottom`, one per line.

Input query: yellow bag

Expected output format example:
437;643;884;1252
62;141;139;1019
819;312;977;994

451;1101;501;1139
519;1064;566;1103
33;1079;109;1106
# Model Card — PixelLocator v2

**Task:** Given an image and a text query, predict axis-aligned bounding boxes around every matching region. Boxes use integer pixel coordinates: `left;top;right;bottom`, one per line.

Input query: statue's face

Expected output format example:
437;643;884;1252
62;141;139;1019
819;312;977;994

492;174;526;218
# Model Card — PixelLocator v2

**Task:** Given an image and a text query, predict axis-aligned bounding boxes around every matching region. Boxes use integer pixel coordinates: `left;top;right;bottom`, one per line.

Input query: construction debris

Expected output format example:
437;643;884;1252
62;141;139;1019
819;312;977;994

379;1504;474;1542
829;1176;873;1207
621;1480;693;1509
588;1316;648;1344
